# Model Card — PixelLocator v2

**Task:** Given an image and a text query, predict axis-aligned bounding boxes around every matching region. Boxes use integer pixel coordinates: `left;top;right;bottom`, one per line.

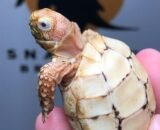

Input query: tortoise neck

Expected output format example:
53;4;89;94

53;22;85;59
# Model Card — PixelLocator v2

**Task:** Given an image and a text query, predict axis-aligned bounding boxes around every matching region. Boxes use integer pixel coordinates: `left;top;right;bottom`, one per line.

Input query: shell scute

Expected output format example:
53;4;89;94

76;57;102;77
79;114;118;130
70;75;110;99
82;43;101;62
63;88;77;117
146;82;156;112
102;36;131;58
77;95;113;118
121;108;151;130
129;53;148;83
68;118;82;130
102;49;131;89
112;71;147;118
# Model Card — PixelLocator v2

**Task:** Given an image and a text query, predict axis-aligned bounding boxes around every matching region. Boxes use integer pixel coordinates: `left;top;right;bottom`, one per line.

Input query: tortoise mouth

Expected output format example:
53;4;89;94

36;39;61;53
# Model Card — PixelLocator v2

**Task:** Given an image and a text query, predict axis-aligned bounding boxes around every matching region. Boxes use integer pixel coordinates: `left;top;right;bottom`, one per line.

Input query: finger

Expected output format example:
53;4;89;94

148;114;160;130
136;48;160;113
35;107;72;130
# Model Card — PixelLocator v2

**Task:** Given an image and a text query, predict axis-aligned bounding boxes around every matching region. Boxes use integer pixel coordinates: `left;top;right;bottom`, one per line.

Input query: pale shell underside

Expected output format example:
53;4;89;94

61;30;156;130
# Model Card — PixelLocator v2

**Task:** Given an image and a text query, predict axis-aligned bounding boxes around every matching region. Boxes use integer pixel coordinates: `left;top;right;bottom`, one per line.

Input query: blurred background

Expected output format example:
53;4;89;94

0;0;160;130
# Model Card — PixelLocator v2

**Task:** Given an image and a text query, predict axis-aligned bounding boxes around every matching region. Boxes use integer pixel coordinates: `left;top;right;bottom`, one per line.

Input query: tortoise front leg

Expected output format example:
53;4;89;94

38;60;69;122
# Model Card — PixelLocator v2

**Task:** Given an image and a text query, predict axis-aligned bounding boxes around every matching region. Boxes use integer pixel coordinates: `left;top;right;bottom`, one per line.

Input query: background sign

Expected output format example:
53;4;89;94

0;0;160;130
17;0;132;30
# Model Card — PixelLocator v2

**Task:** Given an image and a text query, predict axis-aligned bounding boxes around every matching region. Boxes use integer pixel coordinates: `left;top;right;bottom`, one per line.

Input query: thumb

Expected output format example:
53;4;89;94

35;107;72;130
136;48;160;113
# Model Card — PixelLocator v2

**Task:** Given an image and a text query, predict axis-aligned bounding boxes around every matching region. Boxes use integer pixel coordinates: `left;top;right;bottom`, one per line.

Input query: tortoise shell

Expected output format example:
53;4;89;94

61;30;156;130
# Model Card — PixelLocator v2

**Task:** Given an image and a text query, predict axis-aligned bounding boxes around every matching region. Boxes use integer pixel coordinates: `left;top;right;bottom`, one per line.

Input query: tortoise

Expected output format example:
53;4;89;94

29;8;156;130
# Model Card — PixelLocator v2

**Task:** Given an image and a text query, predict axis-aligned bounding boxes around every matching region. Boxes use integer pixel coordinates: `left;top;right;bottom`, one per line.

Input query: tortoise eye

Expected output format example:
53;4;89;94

38;17;52;31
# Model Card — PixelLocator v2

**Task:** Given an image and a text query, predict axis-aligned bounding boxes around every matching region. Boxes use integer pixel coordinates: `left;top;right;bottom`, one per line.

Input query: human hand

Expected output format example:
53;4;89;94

136;49;160;130
35;49;160;130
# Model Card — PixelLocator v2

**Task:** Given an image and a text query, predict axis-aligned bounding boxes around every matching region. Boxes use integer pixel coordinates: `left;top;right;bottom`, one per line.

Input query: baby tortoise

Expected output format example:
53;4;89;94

29;8;156;130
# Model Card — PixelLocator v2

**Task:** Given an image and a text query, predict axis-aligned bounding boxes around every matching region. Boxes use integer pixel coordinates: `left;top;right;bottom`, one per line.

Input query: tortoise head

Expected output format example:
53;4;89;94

29;8;84;58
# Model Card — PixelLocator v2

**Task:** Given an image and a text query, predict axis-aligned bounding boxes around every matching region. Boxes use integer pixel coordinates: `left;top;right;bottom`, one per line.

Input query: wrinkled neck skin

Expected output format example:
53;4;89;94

54;22;85;59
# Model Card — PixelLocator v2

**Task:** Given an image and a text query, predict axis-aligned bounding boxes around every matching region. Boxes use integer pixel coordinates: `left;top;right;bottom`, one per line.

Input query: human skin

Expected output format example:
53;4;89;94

35;48;160;130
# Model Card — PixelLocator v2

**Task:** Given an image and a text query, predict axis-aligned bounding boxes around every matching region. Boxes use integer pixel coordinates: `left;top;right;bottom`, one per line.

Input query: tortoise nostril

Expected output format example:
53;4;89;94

29;22;32;28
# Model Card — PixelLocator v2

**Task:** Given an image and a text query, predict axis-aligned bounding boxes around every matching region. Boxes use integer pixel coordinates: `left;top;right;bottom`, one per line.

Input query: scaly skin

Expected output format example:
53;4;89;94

38;56;81;122
29;8;84;121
